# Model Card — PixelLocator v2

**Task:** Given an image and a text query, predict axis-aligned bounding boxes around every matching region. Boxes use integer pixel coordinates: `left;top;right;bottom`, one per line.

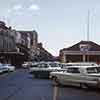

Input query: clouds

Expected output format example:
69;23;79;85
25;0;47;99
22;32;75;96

7;4;40;14
13;5;22;11
7;4;22;14
29;4;40;11
7;9;12;13
4;3;40;28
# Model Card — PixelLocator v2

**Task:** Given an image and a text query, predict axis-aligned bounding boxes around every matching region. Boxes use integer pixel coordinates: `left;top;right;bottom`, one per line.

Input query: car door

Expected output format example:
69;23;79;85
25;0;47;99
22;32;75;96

59;67;81;85
79;67;100;84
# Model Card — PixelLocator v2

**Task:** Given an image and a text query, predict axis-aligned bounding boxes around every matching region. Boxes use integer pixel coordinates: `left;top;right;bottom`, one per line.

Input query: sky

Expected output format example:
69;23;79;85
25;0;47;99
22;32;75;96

0;0;100;56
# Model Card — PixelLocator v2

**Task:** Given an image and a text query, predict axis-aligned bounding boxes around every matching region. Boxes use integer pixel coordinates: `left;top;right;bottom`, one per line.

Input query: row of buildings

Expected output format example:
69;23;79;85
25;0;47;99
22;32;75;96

2;20;100;65
0;21;53;67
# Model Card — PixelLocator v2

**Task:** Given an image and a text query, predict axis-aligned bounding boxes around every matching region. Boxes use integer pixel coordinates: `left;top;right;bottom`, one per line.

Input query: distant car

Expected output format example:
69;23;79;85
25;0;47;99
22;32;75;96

22;63;28;68
3;64;15;72
50;63;100;88
59;63;68;69
66;62;98;67
0;63;8;73
22;62;32;68
29;62;64;78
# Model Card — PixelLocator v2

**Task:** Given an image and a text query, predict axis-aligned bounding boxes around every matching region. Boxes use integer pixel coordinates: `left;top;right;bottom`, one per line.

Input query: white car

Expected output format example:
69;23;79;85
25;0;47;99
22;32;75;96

50;63;100;88
59;62;98;70
0;63;8;73
29;62;63;78
22;62;32;68
66;62;98;67
22;63;28;68
3;64;15;72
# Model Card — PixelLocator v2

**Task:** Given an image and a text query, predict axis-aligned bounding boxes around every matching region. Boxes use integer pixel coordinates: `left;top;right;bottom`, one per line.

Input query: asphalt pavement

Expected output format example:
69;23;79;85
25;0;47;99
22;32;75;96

0;69;100;100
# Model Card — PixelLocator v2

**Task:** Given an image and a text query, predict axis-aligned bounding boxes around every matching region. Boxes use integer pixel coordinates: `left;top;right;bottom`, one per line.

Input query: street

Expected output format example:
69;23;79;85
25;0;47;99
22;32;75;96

0;69;100;100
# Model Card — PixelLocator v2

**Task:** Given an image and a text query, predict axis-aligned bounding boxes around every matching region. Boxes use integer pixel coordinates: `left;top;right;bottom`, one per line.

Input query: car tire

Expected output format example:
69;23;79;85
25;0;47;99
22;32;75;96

34;74;38;78
52;76;59;86
80;83;88;89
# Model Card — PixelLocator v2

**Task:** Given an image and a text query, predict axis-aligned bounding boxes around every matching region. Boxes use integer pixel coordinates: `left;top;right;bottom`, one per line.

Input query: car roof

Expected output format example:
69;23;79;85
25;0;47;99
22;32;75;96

67;65;99;69
38;61;59;64
67;62;97;66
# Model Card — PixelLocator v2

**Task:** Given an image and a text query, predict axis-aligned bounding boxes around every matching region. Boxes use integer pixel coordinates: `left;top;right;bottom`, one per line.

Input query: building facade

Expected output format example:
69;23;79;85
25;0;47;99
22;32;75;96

60;41;100;64
33;43;54;61
0;21;39;66
16;30;38;61
0;21;19;64
0;21;54;66
0;21;16;52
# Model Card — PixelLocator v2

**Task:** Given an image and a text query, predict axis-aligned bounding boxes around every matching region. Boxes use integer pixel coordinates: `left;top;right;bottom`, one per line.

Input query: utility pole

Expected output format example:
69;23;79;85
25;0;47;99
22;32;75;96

87;10;90;62
82;10;90;62
87;10;90;41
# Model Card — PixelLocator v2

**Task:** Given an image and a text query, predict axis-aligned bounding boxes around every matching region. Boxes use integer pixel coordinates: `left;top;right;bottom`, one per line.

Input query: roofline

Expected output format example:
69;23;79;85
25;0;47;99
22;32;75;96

60;40;100;51
17;30;34;32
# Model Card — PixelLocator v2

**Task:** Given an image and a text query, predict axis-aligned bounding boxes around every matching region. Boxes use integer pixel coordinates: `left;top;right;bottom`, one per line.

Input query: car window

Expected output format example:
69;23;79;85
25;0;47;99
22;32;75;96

87;67;100;74
58;64;62;67
60;64;66;68
38;63;48;68
67;63;97;66
67;68;80;73
49;63;59;67
67;64;74;66
31;65;38;67
0;65;3;67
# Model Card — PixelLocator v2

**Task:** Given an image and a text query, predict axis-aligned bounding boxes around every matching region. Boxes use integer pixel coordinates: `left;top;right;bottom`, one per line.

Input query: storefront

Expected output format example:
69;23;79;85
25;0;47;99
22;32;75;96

60;41;100;64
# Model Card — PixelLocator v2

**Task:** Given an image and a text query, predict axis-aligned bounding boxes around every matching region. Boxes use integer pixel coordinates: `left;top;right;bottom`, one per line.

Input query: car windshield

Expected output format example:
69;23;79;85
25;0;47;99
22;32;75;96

30;64;38;67
0;65;3;67
38;63;48;68
67;64;74;66
87;67;100;74
67;68;80;73
67;63;97;66
60;64;66;68
49;63;59;67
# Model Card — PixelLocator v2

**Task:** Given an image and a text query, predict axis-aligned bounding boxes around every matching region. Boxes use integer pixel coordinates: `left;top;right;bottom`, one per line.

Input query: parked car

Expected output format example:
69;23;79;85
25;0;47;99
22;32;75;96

66;62;98;67
3;64;15;72
0;63;8;73
59;62;98;70
22;62;32;68
50;63;100;88
60;63;68;69
29;61;64;78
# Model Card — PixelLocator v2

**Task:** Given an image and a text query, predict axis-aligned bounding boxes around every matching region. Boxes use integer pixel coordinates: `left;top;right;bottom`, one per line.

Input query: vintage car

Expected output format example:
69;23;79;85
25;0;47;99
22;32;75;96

0;63;8;73
22;62;33;68
50;63;100;88
60;62;98;70
2;64;15;72
29;61;63;78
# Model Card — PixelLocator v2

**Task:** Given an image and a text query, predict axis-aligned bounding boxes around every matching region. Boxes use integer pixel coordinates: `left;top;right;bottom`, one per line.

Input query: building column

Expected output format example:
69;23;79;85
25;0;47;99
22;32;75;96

83;54;86;62
62;53;66;63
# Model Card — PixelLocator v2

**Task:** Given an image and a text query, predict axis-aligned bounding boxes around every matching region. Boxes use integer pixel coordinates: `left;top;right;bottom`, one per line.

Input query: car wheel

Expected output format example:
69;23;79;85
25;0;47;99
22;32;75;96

80;83;88;89
34;74;38;78
52;76;59;86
